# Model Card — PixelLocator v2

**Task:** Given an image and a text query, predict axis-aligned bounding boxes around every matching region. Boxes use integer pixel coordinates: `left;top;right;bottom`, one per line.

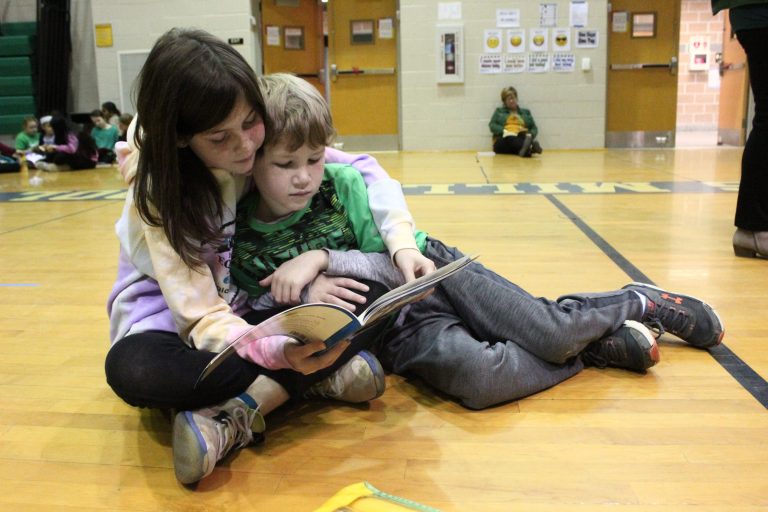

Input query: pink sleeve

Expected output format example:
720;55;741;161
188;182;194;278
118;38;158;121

54;133;78;154
324;146;388;185
232;328;293;370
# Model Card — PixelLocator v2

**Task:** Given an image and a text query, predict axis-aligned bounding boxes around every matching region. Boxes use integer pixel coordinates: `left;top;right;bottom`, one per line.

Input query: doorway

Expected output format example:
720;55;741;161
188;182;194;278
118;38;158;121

606;0;681;148
260;0;400;151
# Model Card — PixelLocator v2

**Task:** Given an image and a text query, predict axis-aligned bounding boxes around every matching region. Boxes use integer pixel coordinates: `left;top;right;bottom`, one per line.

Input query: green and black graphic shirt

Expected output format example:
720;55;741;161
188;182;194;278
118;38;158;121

231;163;427;297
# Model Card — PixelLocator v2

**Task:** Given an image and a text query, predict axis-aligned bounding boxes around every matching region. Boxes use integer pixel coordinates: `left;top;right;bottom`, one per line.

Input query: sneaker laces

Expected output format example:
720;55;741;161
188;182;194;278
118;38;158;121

581;340;617;368
647;301;689;337
213;406;257;460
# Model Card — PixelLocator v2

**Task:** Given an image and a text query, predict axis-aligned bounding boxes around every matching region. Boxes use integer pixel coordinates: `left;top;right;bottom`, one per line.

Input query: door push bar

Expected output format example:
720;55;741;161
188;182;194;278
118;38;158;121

330;64;396;79
610;57;678;74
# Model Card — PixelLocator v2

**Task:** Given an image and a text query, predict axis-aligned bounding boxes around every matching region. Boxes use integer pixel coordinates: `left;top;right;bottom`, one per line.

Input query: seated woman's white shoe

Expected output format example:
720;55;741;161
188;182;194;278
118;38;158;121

733;228;768;259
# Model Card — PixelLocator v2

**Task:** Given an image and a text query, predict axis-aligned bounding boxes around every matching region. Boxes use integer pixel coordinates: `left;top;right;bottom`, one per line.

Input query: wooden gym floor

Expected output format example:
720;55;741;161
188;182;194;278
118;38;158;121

0;148;766;511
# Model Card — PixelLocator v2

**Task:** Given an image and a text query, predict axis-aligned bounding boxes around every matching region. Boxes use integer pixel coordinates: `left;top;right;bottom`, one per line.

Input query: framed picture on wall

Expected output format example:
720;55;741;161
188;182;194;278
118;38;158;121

631;12;656;38
284;26;304;50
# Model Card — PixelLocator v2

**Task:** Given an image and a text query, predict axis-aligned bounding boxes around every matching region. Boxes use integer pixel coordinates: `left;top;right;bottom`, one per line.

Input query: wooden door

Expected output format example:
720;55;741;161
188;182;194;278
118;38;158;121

606;0;681;147
327;0;398;151
260;0;325;95
717;13;749;146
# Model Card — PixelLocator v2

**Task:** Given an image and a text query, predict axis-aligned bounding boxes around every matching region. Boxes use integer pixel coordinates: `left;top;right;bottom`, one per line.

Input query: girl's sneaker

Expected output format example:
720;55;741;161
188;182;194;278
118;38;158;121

582;320;660;373
172;396;265;484
304;350;386;403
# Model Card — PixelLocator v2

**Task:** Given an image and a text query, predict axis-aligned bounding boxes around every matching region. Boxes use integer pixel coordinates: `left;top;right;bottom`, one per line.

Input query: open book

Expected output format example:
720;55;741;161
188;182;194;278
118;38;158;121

196;254;478;384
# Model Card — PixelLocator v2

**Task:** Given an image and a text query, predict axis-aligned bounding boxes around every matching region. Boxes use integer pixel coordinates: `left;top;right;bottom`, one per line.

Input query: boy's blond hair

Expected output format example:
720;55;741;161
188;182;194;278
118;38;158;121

257;73;335;151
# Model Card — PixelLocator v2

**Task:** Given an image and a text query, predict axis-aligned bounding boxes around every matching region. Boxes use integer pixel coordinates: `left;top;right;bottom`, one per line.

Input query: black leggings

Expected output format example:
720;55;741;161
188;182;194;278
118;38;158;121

105;281;388;410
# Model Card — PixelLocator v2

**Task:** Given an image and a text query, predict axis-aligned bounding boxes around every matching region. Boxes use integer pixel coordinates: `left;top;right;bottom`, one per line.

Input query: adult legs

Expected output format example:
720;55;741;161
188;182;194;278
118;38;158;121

735;28;768;231
493;133;530;155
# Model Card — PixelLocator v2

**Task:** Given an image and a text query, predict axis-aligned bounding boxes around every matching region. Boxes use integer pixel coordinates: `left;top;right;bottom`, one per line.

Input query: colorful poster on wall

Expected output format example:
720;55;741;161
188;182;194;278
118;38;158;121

528;52;550;72
479;54;503;73
497;8;521;27
552;28;571;51
506;29;526;53
503;54;526;73
484;29;503;53
553;53;576;72
529;28;549;52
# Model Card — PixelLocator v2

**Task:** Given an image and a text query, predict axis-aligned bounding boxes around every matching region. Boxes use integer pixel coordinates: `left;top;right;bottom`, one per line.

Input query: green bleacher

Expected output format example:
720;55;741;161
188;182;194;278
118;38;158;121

0;22;37;136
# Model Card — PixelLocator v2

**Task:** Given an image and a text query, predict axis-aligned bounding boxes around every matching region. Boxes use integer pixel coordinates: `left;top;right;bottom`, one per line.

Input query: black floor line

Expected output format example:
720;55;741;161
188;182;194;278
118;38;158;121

546;194;768;409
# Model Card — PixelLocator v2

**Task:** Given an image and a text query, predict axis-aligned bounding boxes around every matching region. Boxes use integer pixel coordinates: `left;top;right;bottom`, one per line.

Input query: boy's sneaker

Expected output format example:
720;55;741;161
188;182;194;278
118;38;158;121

304;350;386;403
518;133;533;157
172;396;265;484
623;282;724;348
582;320;660;373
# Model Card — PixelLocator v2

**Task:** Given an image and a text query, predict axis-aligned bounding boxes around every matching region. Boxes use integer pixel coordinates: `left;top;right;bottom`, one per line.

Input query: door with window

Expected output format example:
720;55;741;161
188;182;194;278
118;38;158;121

327;0;399;150
606;0;681;147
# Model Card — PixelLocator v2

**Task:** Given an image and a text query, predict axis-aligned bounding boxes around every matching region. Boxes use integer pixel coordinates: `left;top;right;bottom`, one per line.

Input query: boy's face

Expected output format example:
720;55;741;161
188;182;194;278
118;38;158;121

188;94;265;176
252;140;325;222
24;121;38;135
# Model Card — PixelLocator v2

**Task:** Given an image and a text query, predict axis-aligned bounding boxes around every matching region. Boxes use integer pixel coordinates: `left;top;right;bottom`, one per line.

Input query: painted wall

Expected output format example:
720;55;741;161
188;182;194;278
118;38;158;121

399;0;608;151
676;0;724;134
0;0;36;23
88;0;261;115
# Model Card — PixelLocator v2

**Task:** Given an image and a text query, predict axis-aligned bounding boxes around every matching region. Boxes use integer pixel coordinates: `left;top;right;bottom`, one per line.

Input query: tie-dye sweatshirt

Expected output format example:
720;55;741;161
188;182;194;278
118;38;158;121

106;127;417;370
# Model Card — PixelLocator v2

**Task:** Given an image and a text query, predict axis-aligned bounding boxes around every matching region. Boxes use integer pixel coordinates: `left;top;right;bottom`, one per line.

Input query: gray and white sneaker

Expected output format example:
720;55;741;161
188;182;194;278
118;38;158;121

172;396;265;484
305;350;386;403
623;282;724;348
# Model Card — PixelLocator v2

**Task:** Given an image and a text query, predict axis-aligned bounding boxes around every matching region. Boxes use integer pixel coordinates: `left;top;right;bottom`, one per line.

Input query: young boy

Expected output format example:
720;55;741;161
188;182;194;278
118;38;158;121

14;116;39;155
230;73;725;410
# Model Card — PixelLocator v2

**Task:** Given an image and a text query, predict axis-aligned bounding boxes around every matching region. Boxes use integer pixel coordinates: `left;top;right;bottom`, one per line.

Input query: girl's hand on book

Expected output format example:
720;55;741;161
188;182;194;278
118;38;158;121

394;249;436;282
260;250;329;305
308;274;369;312
284;338;350;375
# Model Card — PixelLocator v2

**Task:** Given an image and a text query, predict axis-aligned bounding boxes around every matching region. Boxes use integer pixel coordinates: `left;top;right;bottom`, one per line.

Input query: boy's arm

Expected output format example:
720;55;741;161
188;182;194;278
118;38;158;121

324;148;419;258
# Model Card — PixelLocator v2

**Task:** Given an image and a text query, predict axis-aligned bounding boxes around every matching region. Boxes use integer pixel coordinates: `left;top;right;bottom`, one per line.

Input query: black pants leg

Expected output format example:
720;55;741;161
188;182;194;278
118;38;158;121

735;27;768;231
493;132;528;155
105;281;389;411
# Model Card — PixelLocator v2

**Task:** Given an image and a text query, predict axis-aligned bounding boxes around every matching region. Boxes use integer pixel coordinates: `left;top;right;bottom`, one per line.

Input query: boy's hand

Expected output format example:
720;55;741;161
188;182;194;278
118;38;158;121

284;338;350;375
393;248;436;282
260;250;329;305
308;274;369;312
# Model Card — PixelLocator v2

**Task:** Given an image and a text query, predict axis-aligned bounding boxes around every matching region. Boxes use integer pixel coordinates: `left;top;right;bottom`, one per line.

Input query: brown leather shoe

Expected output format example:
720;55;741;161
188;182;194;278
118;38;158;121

733;228;768;259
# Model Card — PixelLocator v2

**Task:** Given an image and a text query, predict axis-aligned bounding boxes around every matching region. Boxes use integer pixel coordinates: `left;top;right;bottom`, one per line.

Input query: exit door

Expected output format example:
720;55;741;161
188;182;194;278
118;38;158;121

717;14;749;146
260;0;399;151
606;0;681;148
327;0;399;150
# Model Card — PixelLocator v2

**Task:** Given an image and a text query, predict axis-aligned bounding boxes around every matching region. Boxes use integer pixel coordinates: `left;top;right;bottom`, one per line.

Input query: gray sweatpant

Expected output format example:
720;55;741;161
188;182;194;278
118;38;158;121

377;239;645;410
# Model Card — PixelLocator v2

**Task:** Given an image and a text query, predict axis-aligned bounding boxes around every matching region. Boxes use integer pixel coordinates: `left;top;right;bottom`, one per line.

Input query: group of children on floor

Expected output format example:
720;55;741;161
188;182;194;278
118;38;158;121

5;102;134;172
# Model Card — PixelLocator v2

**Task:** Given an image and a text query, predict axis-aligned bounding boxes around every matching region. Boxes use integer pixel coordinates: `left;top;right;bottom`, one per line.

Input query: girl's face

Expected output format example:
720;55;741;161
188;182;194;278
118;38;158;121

187;94;266;175
252;141;325;222
42;123;53;135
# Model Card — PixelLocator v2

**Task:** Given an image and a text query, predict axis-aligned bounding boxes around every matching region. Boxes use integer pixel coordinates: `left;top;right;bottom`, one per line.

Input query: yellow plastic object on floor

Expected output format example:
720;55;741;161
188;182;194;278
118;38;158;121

314;482;441;512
